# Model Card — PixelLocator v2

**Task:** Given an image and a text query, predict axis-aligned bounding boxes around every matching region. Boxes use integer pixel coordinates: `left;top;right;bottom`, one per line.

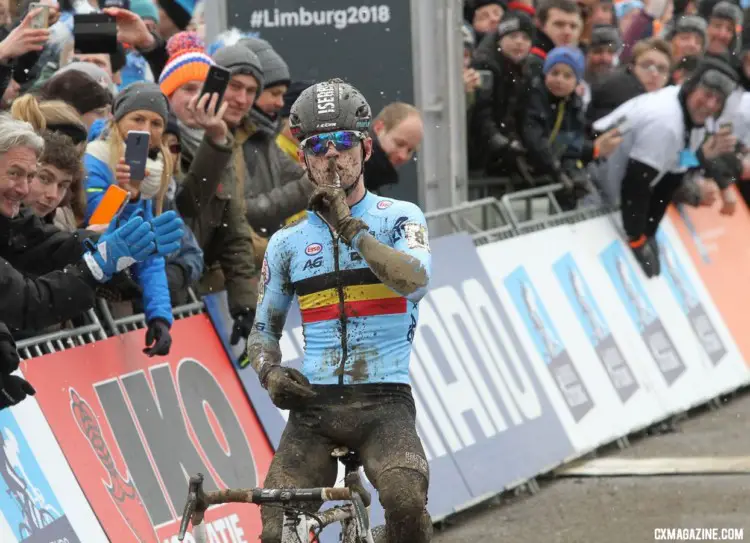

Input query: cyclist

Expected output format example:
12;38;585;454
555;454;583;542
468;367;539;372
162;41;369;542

244;78;433;543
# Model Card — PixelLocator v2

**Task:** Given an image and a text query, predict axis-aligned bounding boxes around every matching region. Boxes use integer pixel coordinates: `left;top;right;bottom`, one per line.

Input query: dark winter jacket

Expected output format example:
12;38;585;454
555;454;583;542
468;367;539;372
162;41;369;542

526;27;556;80
521;77;595;179
364;136;400;191
471;30;530;171
0;209;100;331
586;67;646;127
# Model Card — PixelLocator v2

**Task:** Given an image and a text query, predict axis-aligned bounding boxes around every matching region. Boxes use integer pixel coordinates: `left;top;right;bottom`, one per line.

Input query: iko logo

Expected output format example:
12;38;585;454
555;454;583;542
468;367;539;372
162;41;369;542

377;200;393;210
305;243;323;256
303;256;324;270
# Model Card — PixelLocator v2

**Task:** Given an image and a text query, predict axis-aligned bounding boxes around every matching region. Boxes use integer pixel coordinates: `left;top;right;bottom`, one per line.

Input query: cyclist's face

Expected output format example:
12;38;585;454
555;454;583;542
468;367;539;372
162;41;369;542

299;135;373;189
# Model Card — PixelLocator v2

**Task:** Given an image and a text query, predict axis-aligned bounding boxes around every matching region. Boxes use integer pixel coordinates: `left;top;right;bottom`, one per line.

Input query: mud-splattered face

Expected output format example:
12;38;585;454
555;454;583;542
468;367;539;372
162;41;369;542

299;135;373;189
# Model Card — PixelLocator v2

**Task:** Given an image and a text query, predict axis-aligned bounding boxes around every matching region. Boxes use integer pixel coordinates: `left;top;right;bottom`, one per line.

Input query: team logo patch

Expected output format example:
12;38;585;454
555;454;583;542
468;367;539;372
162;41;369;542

305;243;323;255
377;200;393;210
258;257;269;304
404;222;430;252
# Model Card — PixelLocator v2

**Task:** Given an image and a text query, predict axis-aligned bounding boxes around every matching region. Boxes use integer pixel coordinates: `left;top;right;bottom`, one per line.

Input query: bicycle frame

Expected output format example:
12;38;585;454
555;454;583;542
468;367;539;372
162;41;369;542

178;474;376;543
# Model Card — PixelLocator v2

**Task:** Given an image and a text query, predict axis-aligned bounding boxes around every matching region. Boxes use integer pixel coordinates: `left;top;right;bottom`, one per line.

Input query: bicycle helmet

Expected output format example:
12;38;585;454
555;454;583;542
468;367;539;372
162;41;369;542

289;78;371;141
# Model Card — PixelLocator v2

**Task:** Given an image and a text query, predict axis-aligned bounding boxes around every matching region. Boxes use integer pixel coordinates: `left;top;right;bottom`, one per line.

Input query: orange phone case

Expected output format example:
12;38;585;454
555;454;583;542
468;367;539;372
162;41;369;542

89;185;130;226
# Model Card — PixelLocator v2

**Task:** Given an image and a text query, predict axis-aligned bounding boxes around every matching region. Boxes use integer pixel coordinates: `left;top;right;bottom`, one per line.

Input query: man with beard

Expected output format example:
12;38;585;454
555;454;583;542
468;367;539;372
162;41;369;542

245;78;432;543
585;25;621;84
237;37;313;237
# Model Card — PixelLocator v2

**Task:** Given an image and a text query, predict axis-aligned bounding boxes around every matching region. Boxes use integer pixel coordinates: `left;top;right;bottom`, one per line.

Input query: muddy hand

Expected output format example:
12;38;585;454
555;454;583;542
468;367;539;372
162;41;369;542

308;185;367;245
264;366;316;410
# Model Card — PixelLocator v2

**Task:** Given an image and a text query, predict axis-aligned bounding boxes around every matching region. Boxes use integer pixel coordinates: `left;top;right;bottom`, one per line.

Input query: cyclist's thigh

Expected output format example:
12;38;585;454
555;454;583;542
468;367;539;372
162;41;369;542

261;412;338;543
357;398;429;488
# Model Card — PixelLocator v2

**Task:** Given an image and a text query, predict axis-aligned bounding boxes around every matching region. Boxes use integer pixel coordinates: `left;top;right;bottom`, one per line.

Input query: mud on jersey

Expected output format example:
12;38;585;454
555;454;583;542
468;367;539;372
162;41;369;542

253;191;432;385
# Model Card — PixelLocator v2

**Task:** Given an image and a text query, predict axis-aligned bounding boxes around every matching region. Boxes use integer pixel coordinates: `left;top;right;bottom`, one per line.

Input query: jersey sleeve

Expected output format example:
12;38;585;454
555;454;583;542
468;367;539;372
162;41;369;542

252;232;294;342
389;202;432;301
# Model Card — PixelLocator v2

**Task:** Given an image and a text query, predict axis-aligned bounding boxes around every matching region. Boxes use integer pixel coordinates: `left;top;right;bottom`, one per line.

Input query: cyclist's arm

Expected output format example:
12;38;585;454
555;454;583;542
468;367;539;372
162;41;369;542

351;203;432;302
245;234;294;383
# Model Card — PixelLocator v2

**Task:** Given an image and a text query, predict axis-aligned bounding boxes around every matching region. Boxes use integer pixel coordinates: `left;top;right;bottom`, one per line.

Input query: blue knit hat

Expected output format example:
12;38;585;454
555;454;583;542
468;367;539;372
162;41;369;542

130;0;160;22
158;0;195;30
543;46;585;81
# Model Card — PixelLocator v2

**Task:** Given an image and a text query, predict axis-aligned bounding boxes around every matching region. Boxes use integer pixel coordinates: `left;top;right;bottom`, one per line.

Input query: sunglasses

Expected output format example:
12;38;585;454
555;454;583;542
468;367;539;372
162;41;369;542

300;130;364;156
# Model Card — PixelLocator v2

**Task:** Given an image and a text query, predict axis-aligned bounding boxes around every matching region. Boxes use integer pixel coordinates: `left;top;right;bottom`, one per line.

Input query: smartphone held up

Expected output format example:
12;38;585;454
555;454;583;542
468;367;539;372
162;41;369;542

28;3;50;29
125;131;150;182
199;65;231;114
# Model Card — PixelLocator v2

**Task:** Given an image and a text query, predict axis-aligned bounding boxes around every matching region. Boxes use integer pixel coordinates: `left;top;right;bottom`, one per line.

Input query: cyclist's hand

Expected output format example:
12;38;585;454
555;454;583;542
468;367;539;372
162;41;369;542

309;185;368;245
0;374;35;410
264;366;316;410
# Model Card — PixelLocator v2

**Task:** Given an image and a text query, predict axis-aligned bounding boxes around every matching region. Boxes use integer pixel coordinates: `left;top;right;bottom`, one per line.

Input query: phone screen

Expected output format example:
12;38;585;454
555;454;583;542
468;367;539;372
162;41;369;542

29;3;49;29
199;66;231;113
125;131;150;182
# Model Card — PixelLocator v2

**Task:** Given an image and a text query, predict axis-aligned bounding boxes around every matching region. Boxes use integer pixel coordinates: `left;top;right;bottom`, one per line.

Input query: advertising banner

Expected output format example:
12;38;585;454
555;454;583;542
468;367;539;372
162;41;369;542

668;194;750;366
207;233;576;520
0;383;107;543
23;316;274;543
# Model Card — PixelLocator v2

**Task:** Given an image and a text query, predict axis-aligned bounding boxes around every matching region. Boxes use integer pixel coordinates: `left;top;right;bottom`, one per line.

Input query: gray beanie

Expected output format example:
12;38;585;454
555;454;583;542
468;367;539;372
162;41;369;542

711;1;743;27
212;44;265;92
671;15;708;41
113;82;169;123
237;37;291;89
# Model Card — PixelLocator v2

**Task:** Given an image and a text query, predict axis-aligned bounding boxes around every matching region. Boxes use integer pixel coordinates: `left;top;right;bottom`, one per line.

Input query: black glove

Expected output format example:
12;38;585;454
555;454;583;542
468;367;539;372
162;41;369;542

165;263;189;294
630;237;661;278
262;366;316;410
230;310;255;346
0;331;20;375
0;374;35;410
143;318;172;357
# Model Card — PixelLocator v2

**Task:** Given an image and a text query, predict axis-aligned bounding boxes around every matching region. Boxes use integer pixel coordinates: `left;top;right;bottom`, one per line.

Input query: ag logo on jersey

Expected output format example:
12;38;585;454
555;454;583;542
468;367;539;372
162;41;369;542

306;243;323;256
377;200;393;210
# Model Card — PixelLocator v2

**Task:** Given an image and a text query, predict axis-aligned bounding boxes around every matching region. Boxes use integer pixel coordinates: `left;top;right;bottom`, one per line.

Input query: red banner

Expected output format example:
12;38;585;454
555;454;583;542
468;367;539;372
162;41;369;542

24;315;274;543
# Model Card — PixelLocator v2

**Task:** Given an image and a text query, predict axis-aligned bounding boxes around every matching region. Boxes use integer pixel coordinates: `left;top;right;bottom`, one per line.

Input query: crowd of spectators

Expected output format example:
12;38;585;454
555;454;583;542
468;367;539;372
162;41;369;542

463;0;750;274
0;0;432;408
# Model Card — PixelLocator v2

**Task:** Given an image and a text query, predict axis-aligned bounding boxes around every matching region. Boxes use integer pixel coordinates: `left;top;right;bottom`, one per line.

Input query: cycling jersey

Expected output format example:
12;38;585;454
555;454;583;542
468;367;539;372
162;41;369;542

252;190;432;385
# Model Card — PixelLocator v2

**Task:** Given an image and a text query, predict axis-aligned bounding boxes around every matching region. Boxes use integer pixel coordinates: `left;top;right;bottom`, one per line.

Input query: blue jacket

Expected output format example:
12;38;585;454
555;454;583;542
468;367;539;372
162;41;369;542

83;140;173;326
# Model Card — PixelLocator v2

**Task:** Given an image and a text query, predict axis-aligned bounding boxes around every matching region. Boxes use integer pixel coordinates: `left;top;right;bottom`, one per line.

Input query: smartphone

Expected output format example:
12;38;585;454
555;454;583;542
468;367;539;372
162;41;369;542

199;65;231;113
28;3;49;29
476;69;493;92
125;131;150;182
73;13;117;54
719;121;733;132
610;115;630;135
89;185;130;226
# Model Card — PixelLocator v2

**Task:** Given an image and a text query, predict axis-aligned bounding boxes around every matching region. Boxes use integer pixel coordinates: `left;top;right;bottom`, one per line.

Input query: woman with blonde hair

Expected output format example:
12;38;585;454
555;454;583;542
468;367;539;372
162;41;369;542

11;94;88;229
83;82;175;357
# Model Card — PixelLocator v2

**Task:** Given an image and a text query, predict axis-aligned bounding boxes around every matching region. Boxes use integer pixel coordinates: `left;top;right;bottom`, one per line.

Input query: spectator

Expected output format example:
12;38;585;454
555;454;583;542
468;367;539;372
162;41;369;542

527;0;583;78
10;94;88;150
586;24;622;83
589;0;616;25
365;102;424;192
592;56;738;276
170;41;259;347
587;37;672;125
462;23;481;110
616;0;645;36
739;37;750;90
83;82;175;357
53;60;116;93
66;46;127;88
276;80;314;164
704;0;742;55
22;130;85;232
156;0;197;38
521;46;622;203
0;7;52;103
164;112;183;179
672;54;702;84
465;0;506;41
236;37;313;236
668;15;707;63
119;0;160;88
40;69;113;130
472;11;534;175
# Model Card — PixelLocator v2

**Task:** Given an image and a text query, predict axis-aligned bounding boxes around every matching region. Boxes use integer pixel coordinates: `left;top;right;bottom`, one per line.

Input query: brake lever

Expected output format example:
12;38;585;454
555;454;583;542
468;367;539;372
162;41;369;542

178;473;205;541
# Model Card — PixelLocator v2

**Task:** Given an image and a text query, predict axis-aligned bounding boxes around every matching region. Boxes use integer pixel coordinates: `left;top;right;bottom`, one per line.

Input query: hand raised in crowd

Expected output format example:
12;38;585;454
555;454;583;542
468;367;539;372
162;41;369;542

594;128;623;159
463;68;480;94
103;7;155;50
720;187;738;216
697;178;719;207
0;7;50;62
115;158;150;199
188;92;229;145
700;127;737;161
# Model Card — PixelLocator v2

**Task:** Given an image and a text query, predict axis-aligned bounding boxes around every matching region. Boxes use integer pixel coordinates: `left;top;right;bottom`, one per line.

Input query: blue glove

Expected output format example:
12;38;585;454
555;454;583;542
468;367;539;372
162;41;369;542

151;210;185;257
83;215;156;282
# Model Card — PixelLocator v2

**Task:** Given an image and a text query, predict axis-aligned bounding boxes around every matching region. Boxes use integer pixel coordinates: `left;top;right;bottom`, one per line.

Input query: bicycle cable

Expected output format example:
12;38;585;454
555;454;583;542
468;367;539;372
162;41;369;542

263;504;326;543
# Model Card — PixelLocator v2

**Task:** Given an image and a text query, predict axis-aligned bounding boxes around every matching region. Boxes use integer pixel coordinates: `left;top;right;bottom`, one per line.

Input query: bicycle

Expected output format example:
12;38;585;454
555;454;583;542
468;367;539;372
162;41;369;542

178;447;385;543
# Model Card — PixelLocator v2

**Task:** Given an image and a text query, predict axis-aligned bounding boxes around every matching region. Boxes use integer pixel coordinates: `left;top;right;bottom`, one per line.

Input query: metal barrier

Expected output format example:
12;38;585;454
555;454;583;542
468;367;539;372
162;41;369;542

17;188;614;360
